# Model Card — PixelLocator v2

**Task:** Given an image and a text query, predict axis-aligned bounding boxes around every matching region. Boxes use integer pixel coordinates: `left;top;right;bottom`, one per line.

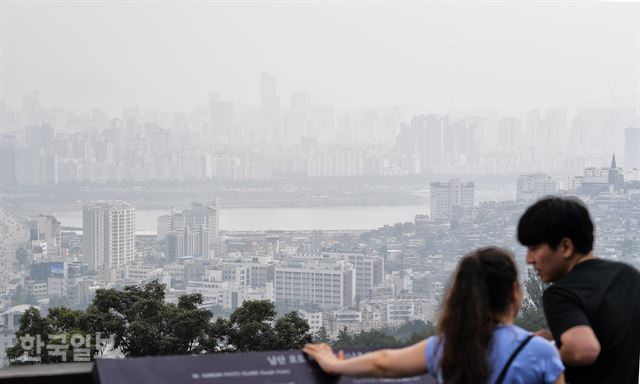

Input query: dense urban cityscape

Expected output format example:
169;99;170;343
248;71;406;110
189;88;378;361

1;89;640;185
1;3;639;382
1;91;639;366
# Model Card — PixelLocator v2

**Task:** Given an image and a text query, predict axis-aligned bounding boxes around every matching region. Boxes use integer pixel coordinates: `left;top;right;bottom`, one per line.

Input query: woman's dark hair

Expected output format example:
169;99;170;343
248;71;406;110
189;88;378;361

438;247;518;384
517;196;594;254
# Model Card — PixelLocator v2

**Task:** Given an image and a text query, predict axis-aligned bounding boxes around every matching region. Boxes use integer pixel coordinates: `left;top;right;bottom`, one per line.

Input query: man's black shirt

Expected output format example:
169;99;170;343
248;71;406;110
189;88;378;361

543;258;640;384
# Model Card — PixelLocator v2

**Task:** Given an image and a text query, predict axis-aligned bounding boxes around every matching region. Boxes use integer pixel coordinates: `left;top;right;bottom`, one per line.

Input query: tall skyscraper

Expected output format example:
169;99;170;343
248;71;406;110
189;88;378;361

546;109;568;149
32;214;62;258
82;201;135;278
526;109;542;147
165;225;208;261
498;117;522;148
430;179;475;219
397;115;447;172
13;148;39;186
527;109;567;149
625;128;640;168
25;124;55;153
21;90;41;126
167;201;219;257
260;73;279;119
208;92;233;142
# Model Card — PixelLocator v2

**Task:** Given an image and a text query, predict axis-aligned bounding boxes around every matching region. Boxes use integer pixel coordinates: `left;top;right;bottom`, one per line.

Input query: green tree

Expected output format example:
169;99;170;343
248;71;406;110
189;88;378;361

396;320;436;345
313;326;331;344
516;268;549;331
273;311;312;350
224;300;277;352
389;320;435;341
47;296;71;309
333;326;352;349
8;280;215;363
164;294;214;354
201;317;233;353
524;268;546;309
331;320;437;350
217;300;312;352
47;307;83;333
229;300;276;325
350;329;401;348
85;281;213;357
8;283;313;363
7;307;51;364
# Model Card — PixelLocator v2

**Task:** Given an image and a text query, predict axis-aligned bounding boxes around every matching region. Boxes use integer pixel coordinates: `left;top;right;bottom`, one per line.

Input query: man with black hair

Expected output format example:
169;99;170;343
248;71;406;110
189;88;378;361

517;196;640;384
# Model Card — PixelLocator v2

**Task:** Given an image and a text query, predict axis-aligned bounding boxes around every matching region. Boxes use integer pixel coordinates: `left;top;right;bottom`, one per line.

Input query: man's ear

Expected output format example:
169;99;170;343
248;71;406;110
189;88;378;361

560;237;574;259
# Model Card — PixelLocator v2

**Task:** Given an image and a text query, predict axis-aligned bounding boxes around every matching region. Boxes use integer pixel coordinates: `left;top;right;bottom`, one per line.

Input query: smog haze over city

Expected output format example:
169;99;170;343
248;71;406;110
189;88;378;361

0;1;639;370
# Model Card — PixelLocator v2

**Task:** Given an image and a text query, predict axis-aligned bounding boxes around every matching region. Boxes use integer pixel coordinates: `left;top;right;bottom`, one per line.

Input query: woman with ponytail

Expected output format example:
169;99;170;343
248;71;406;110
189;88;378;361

304;247;565;384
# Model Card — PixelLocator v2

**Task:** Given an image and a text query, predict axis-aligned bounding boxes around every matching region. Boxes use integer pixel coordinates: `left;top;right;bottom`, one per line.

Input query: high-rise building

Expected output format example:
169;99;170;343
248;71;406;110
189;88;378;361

21;90;41;126
13;148;41;186
165;225;208;261
430;179;475;219
498;117;522;148
157;215;170;241
31;214;62;258
260;73;279;120
13;146;56;187
323;252;384;300
397;115;447;172
546;109;568;149
625;128;640;168
25;124;55;153
82;201;135;278
209;92;233;141
526;109;567;149
166;202;219;256
516;174;558;202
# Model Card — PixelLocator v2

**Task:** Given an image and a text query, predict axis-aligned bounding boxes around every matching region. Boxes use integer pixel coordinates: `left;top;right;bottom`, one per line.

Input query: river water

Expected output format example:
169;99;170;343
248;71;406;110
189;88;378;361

50;185;515;232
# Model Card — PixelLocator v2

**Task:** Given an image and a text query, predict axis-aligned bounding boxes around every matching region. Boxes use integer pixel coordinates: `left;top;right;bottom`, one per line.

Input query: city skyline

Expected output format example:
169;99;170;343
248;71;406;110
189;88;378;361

2;1;640;373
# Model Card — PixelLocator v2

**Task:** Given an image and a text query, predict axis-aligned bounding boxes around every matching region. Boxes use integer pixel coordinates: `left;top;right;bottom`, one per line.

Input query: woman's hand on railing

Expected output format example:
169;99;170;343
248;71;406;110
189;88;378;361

303;343;345;375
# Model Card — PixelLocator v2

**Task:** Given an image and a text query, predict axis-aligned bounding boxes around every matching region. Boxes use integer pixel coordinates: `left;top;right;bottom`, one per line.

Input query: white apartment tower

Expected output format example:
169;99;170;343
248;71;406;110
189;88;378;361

162;201;219;256
83;201;135;276
34;214;62;258
430;179;475;219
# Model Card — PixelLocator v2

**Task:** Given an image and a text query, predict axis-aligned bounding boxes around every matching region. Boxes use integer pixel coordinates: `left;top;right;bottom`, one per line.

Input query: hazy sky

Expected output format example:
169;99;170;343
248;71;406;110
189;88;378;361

1;1;639;113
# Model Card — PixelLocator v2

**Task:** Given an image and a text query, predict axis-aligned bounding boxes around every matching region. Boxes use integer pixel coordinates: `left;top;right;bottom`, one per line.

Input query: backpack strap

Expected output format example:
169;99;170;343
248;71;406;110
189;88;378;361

494;334;535;384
